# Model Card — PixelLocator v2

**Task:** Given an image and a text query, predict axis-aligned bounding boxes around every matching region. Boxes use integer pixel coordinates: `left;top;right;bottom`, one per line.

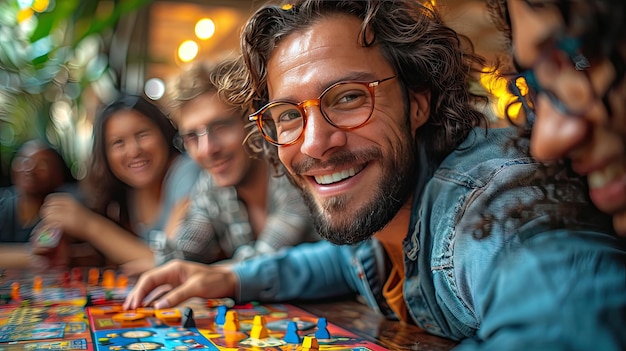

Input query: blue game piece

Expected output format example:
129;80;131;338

283;321;301;343
215;305;227;325
315;317;330;339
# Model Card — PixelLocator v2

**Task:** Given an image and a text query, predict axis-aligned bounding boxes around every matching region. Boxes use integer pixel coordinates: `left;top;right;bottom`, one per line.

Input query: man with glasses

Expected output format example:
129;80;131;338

162;57;318;265
489;0;626;235
126;1;626;349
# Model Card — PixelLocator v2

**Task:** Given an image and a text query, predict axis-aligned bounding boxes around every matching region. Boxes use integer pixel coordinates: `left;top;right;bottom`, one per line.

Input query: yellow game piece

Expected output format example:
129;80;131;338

223;310;240;332
250;315;269;339
33;276;43;291
102;269;115;289
302;336;319;351
116;273;128;288
112;312;146;322
155;308;182;322
88;268;100;286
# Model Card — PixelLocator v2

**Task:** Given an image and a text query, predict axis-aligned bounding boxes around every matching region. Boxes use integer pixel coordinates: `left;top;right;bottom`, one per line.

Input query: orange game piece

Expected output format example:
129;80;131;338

11;282;20;300
136;307;155;316
33;276;43;291
102;269;115;289
88;268;100;286
155;308;182;322
250;315;269;339
116;273;128;288
302;336;319;351
223;310;240;332
112;312;146;322
89;305;123;314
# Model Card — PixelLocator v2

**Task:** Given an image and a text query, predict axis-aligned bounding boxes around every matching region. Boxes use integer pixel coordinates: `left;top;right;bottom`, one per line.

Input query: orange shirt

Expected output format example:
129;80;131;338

380;240;409;323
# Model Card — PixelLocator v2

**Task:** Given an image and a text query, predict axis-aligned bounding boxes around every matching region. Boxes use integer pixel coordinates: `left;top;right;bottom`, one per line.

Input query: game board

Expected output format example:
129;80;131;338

87;302;390;351
0;269;391;350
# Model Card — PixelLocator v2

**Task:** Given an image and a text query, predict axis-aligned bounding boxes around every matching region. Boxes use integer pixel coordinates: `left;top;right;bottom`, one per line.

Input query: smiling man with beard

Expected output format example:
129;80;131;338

125;1;626;349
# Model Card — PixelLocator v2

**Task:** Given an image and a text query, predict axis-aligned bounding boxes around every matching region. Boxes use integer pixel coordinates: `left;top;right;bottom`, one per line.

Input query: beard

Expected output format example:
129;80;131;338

288;127;418;245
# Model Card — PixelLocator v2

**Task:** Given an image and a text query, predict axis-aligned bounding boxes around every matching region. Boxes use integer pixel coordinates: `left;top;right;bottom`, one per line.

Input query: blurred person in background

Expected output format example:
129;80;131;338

37;94;201;275
488;0;626;234
0;139;78;267
164;57;319;265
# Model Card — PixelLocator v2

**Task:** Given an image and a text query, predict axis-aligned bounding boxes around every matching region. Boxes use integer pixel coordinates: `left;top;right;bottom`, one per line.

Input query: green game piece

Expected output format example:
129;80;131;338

105;290;114;300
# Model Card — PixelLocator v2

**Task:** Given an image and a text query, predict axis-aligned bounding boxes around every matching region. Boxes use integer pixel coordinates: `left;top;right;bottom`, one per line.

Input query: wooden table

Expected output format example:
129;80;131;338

296;298;458;351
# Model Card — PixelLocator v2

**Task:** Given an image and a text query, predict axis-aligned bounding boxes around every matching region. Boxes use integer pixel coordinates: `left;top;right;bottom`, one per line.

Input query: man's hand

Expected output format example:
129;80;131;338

123;260;237;310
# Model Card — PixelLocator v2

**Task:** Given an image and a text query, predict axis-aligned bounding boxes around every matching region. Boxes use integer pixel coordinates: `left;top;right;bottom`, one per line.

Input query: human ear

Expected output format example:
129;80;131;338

408;90;430;132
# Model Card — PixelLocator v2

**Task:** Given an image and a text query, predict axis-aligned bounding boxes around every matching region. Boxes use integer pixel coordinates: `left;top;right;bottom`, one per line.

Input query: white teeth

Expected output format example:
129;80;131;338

314;167;357;185
588;162;626;189
129;160;148;168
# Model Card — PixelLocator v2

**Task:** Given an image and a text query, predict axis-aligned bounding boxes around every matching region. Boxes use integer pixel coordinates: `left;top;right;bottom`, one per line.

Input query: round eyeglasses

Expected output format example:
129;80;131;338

248;76;397;146
173;118;243;152
511;35;601;119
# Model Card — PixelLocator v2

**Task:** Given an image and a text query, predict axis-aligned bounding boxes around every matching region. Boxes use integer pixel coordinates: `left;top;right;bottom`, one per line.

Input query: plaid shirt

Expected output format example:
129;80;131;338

170;169;319;264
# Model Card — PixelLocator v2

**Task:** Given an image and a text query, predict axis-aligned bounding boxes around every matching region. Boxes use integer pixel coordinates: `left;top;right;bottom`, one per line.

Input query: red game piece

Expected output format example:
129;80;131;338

71;267;83;282
61;271;71;287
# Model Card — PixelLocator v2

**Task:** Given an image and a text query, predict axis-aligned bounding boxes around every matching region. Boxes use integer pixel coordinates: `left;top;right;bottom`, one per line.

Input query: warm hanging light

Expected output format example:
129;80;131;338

178;40;199;62
195;18;215;40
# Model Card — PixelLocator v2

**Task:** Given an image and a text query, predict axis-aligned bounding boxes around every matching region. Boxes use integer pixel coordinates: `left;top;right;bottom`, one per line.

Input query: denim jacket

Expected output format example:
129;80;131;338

233;127;626;350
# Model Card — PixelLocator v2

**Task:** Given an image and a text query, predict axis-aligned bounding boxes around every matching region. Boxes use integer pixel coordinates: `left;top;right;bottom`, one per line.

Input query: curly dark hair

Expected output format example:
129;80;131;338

84;94;179;227
241;0;490;166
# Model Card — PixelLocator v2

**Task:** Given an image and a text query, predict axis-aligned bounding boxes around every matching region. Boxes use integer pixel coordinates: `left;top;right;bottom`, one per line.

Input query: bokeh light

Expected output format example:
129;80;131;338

195;18;215;40
178;40;198;62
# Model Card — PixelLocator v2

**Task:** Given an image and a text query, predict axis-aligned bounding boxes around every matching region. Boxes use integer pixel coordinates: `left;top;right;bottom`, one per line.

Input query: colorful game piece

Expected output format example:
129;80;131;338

111;312;146;322
206;297;235;308
71;267;83;282
136;307;156;316
283;321;301;343
88;268;99;285
155;308;182;322
89;305;123;314
101;269;115;289
223;310;240;332
33;275;43;291
182;306;196;328
31;225;62;248
302;336;320;351
250;315;269;339
315;317;331;339
61;271;71;286
115;273;128;288
11;282;20;301
215;305;227;325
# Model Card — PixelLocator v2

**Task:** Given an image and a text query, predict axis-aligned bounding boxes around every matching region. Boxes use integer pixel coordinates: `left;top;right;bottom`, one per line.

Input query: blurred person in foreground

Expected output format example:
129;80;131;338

0;140;79;267
126;1;626;349
37;95;201;275
487;0;626;235
163;57;318;265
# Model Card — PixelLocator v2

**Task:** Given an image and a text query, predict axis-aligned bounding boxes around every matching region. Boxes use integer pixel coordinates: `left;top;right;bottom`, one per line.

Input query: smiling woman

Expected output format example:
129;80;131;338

34;94;202;276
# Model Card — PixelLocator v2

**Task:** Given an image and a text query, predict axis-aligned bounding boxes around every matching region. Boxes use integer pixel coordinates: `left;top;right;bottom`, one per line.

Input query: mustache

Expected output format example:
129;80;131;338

291;147;383;174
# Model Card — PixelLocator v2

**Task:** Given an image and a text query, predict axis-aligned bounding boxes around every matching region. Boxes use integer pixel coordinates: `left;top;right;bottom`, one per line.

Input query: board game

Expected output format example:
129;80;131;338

0;269;391;351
